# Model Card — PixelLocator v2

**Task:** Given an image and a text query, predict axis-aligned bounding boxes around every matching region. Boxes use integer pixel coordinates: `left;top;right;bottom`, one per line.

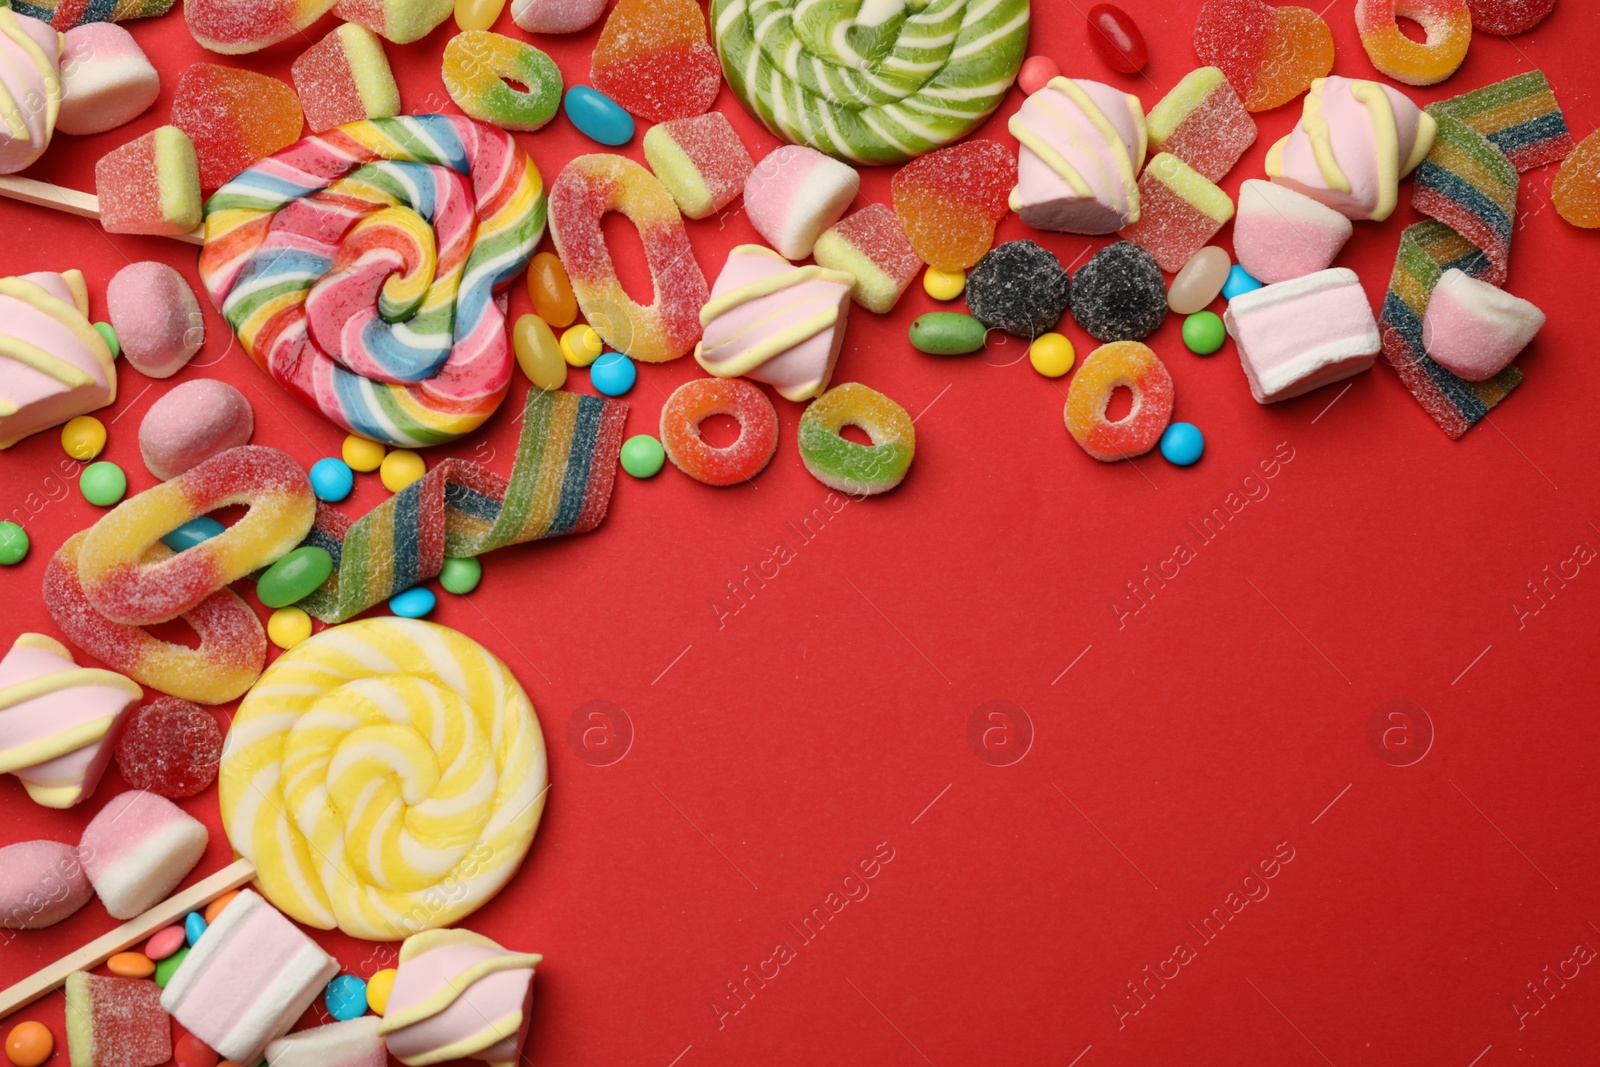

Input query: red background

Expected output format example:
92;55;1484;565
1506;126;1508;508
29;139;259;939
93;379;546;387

4;1;1600;1064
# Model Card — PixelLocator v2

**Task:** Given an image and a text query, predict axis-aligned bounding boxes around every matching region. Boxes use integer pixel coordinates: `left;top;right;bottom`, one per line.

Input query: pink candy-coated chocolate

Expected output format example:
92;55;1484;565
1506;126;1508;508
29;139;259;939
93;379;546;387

79;790;209;919
1018;56;1060;96
43;532;268;705
510;0;604;33
1087;4;1147;73
57;23;159;136
0;632;141;810
107;261;206;379
146;925;187;960
0;839;94;929
77;445;314;626
139;380;254;481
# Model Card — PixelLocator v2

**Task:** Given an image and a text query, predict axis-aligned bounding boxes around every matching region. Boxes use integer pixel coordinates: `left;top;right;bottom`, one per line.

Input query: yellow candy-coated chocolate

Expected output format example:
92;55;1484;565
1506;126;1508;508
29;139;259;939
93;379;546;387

342;435;387;473
106;952;155;978
1030;333;1075;377
367;967;397;1014
60;416;106;461
923;267;966;301
268;607;312;649
380;450;426;493
513;314;567;391
560;324;603;368
453;0;506;30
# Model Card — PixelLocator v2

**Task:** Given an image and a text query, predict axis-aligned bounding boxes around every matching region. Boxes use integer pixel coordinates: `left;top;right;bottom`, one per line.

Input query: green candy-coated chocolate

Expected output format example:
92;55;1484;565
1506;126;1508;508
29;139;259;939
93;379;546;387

440;556;482;595
94;322;120;358
155;947;188;987
620;434;665;478
257;546;334;608
0;521;28;565
909;312;987;355
1183;310;1226;355
80;461;126;506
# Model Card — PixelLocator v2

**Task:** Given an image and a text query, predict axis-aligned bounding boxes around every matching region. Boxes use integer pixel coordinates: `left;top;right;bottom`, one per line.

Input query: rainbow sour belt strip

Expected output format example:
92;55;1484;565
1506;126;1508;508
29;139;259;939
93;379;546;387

198;115;545;448
1377;72;1572;439
294;388;626;623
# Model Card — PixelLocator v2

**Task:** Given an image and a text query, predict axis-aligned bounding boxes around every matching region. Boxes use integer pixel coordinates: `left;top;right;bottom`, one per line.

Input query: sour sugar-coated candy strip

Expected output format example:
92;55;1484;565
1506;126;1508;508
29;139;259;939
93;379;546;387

185;0;337;53
77;446;315;625
293;389;626;623
547;154;708;362
10;0;174;31
199;115;545;447
1427;69;1573;171
44;533;268;704
712;0;1030;165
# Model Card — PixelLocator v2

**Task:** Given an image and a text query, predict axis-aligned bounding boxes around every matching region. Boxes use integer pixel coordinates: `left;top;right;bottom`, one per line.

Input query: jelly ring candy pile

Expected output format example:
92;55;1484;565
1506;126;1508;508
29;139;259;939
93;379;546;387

442;31;563;132
198;115;545;448
547;154;709;363
220;618;547;939
659;377;778;487
797;383;916;496
1064;342;1175;463
711;0;1030;165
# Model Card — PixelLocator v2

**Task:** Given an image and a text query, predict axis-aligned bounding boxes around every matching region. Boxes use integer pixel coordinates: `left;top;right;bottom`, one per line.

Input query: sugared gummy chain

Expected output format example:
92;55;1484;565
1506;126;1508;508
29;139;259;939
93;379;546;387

1377;72;1572;439
294;389;627;623
220;618;547;940
199;115;545;448
712;0;1030;165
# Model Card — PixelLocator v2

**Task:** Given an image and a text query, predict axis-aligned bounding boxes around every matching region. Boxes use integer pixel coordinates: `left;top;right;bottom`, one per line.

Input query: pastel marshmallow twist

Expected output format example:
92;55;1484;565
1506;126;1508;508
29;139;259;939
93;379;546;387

0;269;117;449
0;9;60;175
219;618;549;940
199;115;546;448
377;928;541;1066
1009;77;1148;235
711;0;1030;165
0;633;141;809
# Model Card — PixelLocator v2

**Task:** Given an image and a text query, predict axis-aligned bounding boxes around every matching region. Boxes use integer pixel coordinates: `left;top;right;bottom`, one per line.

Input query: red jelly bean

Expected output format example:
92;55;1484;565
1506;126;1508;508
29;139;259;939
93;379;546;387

174;1031;219;1067
1087;4;1147;74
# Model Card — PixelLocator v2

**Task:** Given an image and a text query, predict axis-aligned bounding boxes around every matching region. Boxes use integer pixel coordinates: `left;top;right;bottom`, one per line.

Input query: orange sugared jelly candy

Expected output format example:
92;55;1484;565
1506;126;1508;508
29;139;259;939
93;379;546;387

890;140;1017;273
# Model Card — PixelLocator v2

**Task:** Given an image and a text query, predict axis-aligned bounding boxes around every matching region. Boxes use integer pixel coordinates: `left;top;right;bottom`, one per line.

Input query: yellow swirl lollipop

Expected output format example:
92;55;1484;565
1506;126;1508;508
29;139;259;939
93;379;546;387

219;618;546;940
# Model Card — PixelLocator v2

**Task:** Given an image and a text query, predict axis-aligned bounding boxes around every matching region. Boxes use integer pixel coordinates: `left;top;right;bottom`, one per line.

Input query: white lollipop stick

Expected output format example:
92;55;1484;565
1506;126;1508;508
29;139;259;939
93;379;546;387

0;857;257;1020
0;174;205;245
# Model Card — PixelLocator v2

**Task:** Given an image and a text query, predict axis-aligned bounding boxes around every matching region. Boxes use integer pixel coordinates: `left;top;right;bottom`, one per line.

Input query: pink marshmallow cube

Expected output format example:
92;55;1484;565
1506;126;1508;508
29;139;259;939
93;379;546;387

1422;269;1545;381
1223;268;1380;404
57;24;160;137
79;790;209;919
1233;179;1353;285
744;145;860;261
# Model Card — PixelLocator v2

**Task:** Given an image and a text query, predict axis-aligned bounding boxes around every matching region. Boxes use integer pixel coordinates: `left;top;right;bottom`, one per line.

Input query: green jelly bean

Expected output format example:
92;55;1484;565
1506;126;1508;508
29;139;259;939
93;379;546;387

909;312;987;355
440;556;482;595
154;947;187;988
257;546;334;608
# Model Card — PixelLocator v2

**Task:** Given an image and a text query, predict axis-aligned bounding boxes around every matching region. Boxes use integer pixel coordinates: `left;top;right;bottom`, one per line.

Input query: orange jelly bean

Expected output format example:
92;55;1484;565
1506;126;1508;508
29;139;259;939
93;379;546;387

107;952;156;978
5;1022;53;1067
204;890;240;923
526;252;577;328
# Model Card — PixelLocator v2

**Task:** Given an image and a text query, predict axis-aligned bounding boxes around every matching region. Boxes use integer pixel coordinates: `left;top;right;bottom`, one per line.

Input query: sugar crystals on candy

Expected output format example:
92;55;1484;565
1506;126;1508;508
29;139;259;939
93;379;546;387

107;262;205;379
1194;0;1334;112
1065;341;1175;462
79;790;209;919
642;112;753;220
965;241;1072;340
171;64;304;189
442;31;562;132
812;204;923;314
57;24;159;137
291;24;400;133
95;127;202;236
1118;152;1235;273
1071;241;1167;343
64;973;171;1067
589;0;720;123
1146;67;1256;182
114;698;224;799
890;139;1016;272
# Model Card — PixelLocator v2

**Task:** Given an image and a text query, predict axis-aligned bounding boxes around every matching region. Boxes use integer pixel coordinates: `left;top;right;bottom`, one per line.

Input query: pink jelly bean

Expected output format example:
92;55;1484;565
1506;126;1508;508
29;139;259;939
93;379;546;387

146;925;187;960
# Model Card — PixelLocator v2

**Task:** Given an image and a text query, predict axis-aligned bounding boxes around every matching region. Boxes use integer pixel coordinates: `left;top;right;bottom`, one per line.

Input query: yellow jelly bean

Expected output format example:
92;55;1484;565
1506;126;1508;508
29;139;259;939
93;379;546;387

268;607;312;649
60;415;106;461
367;967;397;1015
453;0;505;29
527;251;577;328
106;952;155;978
513;314;567;391
342;435;387;473
1030;332;1075;378
560;324;603;368
380;449;427;493
923;267;966;301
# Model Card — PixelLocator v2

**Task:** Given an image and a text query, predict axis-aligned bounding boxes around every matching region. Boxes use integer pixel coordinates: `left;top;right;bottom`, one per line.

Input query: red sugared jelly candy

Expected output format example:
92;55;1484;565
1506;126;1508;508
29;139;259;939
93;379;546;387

1087;4;1147;74
114;697;224;798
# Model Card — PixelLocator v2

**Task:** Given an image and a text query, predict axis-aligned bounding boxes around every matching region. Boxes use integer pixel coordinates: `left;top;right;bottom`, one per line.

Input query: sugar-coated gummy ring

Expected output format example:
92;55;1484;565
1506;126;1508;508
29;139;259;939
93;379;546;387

219;618;547;940
797;382;916;496
198;115;546;448
1064;341;1175;462
711;0;1031;165
1355;0;1473;87
659;377;778;487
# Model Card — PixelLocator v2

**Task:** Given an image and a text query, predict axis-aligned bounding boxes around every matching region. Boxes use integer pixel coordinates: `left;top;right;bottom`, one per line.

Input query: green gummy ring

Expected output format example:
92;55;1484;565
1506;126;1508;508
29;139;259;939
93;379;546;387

797;382;916;495
712;0;1032;165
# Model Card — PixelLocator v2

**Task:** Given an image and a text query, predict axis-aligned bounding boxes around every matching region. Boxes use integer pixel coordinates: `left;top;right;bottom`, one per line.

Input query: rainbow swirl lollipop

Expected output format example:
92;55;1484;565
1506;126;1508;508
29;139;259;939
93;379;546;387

199;115;545;448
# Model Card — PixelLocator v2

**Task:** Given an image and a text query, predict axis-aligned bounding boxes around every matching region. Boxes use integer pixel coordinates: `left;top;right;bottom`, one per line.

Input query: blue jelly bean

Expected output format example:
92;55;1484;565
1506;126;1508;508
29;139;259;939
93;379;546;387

162;516;226;552
324;974;368;1021
389;587;437;618
184;911;207;947
1160;422;1205;466
308;457;355;502
564;86;634;146
589;351;636;396
1222;264;1263;300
